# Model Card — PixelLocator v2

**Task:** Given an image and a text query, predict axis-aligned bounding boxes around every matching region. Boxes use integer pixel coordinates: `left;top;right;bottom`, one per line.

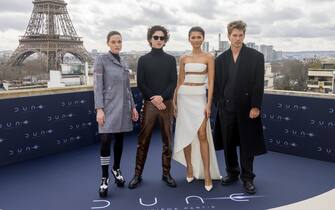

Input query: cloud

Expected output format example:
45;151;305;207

263;22;335;38
0;0;32;13
0;13;29;32
244;6;304;25
309;11;331;23
184;0;221;19
0;0;335;51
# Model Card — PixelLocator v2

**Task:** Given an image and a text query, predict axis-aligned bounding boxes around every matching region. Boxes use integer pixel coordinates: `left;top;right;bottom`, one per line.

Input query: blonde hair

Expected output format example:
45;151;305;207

227;20;247;35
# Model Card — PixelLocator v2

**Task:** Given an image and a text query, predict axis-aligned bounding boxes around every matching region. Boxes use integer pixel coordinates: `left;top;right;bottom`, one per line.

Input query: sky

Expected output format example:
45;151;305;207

0;0;335;52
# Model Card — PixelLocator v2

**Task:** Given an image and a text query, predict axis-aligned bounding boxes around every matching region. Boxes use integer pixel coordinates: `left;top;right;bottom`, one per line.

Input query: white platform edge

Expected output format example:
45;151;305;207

268;188;335;210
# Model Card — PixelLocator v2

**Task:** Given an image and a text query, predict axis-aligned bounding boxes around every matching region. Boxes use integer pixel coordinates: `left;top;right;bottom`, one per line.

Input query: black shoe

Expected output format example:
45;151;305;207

221;175;239;185
99;177;109;197
128;175;142;189
243;180;256;194
112;168;125;187
162;174;177;188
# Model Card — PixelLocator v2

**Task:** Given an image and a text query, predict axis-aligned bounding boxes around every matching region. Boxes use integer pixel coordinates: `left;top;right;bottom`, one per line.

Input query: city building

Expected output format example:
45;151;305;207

2;79;48;91
260;45;274;62
202;41;209;52
246;42;258;51
218;33;230;52
219;41;230;52
264;63;274;89
307;59;335;93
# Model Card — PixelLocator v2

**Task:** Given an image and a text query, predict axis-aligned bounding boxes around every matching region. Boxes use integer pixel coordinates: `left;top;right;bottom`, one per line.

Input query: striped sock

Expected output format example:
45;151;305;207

100;156;110;178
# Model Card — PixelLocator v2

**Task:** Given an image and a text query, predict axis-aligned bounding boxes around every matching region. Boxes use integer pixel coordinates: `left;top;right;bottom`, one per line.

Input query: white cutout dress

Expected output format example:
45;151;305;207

173;63;221;180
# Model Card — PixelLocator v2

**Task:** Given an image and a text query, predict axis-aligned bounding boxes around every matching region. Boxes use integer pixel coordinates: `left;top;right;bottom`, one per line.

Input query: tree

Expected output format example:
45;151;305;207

0;59;48;81
273;60;308;91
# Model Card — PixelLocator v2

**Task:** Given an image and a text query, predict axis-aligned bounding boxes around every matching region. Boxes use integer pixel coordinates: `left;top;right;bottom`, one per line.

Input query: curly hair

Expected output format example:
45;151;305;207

147;25;170;46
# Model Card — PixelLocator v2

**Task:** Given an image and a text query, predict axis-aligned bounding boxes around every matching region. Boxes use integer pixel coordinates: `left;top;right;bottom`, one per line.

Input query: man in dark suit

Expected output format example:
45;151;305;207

213;20;267;194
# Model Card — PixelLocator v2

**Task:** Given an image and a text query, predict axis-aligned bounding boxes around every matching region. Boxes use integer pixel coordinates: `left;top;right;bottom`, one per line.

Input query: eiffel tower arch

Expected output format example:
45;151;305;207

7;0;92;70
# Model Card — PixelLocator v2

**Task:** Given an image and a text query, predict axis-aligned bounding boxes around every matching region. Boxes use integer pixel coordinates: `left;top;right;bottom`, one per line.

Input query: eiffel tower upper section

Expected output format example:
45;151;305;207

8;0;92;70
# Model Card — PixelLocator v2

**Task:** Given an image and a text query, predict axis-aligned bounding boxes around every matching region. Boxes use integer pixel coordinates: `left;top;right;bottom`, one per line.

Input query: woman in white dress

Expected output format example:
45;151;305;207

173;26;221;191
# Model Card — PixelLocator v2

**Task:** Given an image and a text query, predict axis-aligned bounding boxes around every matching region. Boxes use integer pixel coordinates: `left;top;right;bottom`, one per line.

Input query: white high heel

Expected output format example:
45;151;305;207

205;185;213;191
204;175;213;191
186;176;194;183
186;165;194;183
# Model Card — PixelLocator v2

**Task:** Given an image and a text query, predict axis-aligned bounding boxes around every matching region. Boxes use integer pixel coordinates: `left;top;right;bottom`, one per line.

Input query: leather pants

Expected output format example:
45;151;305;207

134;100;173;176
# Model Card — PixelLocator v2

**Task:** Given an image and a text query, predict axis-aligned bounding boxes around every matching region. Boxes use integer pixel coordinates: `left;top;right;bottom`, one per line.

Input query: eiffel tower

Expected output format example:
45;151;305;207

8;0;92;70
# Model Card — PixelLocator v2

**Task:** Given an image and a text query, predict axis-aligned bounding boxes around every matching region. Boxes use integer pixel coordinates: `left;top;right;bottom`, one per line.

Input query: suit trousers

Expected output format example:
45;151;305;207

135;100;174;176
221;109;255;181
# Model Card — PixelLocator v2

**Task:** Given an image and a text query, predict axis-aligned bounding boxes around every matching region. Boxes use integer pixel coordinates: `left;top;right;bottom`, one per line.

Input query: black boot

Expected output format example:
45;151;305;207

221;175;239;185
243;180;256;194
162;174;177;188
128;175;142;189
112;168;125;187
99;177;109;197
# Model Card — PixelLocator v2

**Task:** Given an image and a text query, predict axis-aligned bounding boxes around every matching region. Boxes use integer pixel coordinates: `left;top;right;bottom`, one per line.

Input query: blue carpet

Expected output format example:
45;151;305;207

0;132;334;210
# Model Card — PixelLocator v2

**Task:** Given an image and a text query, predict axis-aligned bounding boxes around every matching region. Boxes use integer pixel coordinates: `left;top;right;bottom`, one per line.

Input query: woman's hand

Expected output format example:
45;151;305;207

132;107;139;122
204;103;211;119
96;109;105;126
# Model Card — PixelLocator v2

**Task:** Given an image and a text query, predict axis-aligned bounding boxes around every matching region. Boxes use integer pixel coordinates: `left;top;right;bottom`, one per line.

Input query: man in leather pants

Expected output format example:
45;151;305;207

128;25;177;189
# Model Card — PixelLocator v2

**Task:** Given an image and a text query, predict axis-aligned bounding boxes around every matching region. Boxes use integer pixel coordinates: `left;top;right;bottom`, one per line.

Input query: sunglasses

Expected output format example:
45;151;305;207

152;35;165;41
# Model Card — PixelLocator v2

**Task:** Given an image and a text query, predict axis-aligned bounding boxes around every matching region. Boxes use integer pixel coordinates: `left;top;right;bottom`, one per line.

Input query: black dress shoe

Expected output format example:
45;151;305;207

221;175;239;185
111;168;125;187
99;177;109;198
128;175;142;189
162;174;177;188
243;180;256;194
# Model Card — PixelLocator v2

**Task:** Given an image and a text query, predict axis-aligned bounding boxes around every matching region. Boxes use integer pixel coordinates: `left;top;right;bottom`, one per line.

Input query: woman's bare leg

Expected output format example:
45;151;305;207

198;118;212;187
183;145;193;179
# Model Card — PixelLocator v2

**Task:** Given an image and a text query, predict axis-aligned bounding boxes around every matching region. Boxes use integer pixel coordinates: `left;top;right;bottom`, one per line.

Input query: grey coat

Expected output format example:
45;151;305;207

93;52;135;133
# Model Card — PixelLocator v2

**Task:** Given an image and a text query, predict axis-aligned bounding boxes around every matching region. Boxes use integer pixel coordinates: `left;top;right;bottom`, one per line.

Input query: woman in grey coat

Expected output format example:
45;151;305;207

94;31;139;197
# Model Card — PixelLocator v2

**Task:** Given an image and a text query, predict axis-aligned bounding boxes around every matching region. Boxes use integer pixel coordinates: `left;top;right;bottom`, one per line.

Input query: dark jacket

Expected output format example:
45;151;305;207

213;45;267;156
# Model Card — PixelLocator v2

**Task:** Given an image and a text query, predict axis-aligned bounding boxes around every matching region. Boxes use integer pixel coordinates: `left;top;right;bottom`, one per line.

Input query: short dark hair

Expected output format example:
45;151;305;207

106;31;121;43
188;26;205;38
147;25;170;45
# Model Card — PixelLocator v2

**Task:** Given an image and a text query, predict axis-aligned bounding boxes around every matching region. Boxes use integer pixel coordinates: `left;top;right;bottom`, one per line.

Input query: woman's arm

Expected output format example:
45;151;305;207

207;53;215;107
173;55;186;106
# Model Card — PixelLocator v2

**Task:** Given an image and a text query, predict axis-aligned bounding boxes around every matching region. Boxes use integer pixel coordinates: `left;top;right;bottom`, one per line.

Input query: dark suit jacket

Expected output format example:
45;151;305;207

213;44;267;156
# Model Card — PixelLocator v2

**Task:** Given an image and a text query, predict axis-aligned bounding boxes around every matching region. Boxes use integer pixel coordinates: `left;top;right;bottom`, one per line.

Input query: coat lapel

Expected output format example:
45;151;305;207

120;59;129;72
236;44;246;78
222;50;231;91
106;52;124;68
